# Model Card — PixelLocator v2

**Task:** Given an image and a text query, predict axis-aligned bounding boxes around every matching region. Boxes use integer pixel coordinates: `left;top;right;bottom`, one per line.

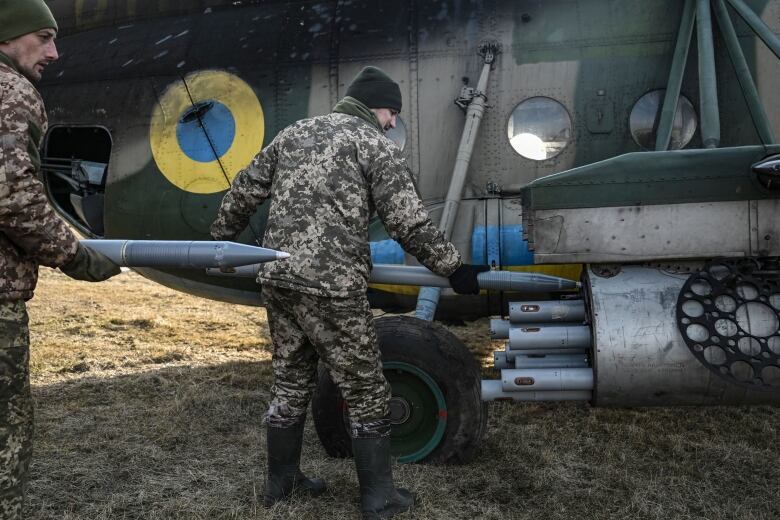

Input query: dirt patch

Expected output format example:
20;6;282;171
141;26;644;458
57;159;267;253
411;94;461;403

25;268;780;519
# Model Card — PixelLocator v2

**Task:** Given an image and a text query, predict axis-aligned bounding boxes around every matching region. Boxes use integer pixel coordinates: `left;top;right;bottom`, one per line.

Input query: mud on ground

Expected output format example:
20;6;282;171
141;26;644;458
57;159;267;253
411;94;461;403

25;269;780;519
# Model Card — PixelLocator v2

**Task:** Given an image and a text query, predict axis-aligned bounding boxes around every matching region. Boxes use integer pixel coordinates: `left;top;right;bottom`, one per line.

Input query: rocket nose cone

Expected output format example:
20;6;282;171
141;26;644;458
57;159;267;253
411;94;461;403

276;251;291;260
753;156;780;175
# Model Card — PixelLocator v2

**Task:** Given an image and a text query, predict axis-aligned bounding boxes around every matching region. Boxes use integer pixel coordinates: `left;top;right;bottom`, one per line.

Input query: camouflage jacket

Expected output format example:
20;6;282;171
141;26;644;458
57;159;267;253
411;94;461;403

211;104;462;298
0;52;79;301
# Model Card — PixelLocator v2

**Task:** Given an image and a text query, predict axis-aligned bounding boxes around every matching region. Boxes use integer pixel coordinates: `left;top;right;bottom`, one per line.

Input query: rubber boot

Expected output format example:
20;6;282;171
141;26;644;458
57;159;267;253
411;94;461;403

263;419;326;506
352;435;415;519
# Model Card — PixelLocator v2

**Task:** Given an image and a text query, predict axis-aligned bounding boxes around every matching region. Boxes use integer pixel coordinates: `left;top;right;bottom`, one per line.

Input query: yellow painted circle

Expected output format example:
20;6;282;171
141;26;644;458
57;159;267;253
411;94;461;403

149;70;264;194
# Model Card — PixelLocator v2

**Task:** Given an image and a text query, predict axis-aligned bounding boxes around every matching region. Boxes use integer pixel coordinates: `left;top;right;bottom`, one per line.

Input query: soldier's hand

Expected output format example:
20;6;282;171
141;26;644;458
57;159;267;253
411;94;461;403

448;264;490;295
60;244;121;282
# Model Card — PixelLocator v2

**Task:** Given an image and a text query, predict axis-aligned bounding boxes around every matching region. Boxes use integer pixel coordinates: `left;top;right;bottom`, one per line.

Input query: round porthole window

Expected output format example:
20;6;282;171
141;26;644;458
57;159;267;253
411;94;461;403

386;116;407;151
507;97;571;161
629;89;697;150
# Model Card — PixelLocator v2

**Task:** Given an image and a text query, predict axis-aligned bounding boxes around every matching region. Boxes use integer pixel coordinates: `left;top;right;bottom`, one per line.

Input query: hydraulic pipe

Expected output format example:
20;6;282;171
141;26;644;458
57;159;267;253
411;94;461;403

714;0;776;144
80;240;289;269
514;354;589;369
656;0;696;151
508;325;591;350
481;380;591;402
508;300;586;324
697;0;721;148
438;66;493;238
415;42;500;322
501;368;594;392
727;0;780;60
206;263;581;292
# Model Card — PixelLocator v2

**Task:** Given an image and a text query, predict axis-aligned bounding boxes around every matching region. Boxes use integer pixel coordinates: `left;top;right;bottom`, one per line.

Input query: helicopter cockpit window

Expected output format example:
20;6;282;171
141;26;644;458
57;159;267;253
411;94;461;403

386;115;407;151
507;97;571;161
629;89;697;150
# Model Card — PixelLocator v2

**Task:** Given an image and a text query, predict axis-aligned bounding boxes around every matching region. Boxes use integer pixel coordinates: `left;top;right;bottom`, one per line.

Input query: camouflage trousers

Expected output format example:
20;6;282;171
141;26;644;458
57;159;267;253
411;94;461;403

262;285;390;427
0;300;33;520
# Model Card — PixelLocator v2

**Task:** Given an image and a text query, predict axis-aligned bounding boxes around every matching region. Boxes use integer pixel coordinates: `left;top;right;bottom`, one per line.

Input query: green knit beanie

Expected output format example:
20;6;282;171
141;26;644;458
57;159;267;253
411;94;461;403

0;0;58;43
345;66;402;113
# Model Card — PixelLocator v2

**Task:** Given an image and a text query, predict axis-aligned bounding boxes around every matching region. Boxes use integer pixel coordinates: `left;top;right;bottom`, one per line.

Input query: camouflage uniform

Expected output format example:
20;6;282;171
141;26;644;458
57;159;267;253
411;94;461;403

262;286;389;423
0;52;79;299
0;301;31;519
0;51;80;518
212;105;461;425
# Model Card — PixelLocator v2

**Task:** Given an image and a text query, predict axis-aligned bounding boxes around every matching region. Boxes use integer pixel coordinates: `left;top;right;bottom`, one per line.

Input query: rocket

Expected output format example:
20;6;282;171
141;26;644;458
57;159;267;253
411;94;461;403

80;240;289;269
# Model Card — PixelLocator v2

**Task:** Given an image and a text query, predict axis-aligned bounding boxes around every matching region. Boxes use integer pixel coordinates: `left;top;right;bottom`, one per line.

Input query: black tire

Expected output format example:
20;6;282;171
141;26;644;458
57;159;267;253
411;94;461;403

312;315;487;464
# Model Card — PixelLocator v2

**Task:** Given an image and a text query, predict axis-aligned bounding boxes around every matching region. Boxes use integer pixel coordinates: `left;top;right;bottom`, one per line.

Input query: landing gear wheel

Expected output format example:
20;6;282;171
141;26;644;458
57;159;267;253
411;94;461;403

312;315;487;464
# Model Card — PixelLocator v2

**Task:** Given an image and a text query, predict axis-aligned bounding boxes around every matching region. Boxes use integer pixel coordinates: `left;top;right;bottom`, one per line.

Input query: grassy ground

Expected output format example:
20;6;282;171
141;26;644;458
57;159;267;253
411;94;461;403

25;269;780;519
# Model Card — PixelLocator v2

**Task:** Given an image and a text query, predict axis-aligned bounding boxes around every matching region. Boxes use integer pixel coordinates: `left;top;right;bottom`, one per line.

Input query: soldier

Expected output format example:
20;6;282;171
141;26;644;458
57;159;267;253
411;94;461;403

212;65;487;519
0;1;121;517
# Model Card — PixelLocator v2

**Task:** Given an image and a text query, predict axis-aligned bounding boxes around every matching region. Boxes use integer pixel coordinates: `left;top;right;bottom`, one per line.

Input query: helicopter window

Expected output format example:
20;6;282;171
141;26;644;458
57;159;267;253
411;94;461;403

507;97;571;161
629;90;697;150
385;115;407;151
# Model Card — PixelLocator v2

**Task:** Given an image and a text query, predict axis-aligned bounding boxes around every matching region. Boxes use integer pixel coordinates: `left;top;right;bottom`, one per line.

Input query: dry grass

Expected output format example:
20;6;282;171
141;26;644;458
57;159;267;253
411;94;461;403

25;269;780;519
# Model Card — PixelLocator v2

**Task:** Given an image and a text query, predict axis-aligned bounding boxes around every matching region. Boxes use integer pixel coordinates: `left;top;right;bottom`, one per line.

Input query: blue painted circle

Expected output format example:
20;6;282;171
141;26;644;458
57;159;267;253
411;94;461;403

176;100;236;163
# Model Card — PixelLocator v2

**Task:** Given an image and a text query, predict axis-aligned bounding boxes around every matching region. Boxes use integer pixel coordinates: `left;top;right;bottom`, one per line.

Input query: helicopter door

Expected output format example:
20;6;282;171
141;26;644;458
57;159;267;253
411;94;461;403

41;125;112;237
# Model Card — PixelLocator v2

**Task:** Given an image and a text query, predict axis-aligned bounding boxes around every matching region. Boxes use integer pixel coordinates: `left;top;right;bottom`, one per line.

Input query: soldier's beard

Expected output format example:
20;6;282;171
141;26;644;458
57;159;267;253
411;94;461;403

18;65;42;83
1;48;44;83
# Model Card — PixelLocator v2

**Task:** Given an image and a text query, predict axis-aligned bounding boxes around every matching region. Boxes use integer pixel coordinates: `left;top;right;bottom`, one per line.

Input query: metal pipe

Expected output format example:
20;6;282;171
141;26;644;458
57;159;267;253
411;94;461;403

508;325;591;350
514;354;589;369
508;300;586;324
492;321;570;340
478;270;581;291
656;0;696;151
714;0;776;144
414;286;442;321
371;265;581;291
697;0;721;148
505;347;588;360
481;380;592;402
726;0;780;60
490;319;510;339
205;263;581;292
438;64;492;239
501;368;594;392
494;351;511;370
415;42;500;322
371;265;453;287
81;240;289;269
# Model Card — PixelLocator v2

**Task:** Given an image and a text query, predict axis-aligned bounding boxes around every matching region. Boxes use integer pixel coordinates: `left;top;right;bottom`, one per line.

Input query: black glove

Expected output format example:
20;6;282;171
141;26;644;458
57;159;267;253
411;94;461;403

61;244;121;282
448;264;490;295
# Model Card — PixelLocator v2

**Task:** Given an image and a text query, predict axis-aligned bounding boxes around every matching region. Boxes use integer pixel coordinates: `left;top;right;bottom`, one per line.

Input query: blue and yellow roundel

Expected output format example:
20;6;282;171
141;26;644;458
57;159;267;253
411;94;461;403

150;70;264;194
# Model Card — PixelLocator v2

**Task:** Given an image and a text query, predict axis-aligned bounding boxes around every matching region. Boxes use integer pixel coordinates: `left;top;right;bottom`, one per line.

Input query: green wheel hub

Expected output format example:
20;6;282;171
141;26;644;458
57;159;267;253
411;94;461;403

384;361;447;463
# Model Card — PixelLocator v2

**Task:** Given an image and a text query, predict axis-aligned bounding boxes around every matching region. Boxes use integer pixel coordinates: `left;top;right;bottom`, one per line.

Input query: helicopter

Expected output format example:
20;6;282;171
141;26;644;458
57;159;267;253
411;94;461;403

38;0;780;464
